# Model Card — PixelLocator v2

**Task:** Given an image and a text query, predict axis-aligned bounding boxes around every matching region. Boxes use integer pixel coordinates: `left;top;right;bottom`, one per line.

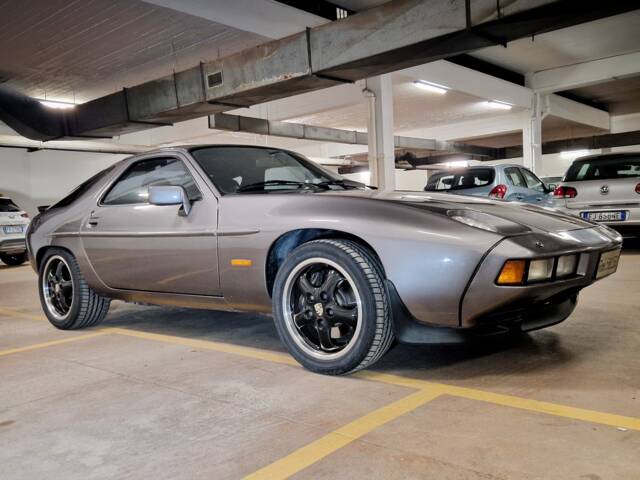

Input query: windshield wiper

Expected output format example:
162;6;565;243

313;179;367;190
236;180;322;193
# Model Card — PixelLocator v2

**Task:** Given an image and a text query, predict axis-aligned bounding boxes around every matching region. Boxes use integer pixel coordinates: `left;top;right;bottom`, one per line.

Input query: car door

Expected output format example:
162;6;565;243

519;167;554;206
503;167;530;202
80;154;220;296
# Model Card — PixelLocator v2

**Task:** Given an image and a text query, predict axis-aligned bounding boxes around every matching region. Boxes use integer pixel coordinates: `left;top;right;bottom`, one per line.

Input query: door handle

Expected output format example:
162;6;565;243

87;211;100;227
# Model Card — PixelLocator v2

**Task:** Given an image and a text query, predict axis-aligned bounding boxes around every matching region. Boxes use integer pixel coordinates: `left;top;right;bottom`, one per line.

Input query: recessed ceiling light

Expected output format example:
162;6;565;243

485;100;513;110
413;80;449;95
39;100;76;110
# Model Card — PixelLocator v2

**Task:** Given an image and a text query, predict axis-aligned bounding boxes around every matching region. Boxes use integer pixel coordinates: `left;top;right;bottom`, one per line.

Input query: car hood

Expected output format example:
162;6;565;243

322;189;594;234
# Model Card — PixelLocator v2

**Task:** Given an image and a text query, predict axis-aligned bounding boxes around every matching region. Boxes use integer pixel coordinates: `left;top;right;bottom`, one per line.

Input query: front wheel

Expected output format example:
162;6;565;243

38;248;111;329
0;252;27;266
273;239;394;375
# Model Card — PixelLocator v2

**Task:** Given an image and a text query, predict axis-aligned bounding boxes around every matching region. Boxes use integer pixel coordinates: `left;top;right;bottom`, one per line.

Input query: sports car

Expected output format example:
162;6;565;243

27;145;623;375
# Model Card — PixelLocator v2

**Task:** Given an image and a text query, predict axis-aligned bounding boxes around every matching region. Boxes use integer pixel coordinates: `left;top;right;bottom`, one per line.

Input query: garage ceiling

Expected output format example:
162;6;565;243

0;0;265;103
471;11;640;74
561;76;640;115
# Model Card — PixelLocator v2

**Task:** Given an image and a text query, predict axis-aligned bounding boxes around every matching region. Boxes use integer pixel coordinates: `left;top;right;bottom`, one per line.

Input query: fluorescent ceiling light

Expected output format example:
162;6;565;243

39;100;75;110
560;149;590;159
445;160;469;168
413;80;449;94
485;100;513;110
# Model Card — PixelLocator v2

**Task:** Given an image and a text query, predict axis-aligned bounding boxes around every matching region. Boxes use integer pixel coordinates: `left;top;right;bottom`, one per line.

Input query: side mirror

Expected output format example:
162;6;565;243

148;185;191;216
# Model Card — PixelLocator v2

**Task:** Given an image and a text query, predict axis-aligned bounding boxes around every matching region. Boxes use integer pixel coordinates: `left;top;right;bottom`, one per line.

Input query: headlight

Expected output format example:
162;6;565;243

556;254;578;278
447;209;530;235
528;258;554;282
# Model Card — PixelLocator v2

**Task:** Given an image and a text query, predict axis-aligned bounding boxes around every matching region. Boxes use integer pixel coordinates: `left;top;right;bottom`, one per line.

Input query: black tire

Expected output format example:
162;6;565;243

38;248;111;330
273;239;394;375
0;252;27;266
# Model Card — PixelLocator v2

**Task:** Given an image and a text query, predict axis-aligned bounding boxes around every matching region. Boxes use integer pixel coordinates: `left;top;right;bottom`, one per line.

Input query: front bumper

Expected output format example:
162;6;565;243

460;226;621;327
0;238;27;255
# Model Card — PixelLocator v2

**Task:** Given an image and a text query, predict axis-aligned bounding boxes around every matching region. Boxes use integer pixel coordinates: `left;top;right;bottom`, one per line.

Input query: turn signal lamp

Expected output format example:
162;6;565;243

527;258;554;282
497;260;526;285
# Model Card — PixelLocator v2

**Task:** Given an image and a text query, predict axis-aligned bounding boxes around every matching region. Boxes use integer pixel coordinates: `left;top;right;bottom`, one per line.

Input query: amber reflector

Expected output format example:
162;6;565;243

231;259;253;267
497;260;526;285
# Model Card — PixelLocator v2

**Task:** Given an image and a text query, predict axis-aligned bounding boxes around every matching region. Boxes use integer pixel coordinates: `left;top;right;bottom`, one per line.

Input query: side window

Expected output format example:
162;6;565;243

520;168;545;192
504;167;526;188
425;174;454;191
102;157;201;205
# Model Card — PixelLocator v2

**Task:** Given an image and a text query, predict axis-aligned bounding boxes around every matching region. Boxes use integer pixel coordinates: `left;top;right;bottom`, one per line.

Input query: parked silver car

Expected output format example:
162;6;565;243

27;146;622;374
425;164;555;207
554;153;640;238
0;196;30;265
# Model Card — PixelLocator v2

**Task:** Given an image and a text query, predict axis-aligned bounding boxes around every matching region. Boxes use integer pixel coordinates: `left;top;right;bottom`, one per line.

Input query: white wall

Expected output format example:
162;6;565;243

0;148;125;216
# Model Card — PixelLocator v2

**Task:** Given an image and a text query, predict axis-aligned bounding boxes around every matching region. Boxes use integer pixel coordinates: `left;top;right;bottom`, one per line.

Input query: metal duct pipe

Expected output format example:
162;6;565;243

1;0;637;141
209;112;496;157
0;134;149;155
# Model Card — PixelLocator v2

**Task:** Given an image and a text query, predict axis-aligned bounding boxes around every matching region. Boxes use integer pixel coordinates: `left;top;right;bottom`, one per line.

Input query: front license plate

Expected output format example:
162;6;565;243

596;249;621;279
581;210;626;222
3;225;23;234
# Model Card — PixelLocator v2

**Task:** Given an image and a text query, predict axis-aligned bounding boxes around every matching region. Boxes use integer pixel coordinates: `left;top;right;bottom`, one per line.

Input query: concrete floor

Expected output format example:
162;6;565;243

0;245;639;479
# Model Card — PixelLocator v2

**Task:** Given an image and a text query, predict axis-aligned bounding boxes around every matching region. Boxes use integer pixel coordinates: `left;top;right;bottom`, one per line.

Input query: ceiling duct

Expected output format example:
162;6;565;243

1;0;637;141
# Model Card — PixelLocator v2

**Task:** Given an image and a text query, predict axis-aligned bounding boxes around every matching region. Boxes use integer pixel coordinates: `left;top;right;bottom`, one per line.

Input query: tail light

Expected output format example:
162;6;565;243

636;183;640;194
489;184;507;199
553;186;577;198
20;212;29;218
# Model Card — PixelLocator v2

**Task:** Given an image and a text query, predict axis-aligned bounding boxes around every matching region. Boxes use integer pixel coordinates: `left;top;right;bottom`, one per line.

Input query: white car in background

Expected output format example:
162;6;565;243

553;153;640;238
0;196;30;265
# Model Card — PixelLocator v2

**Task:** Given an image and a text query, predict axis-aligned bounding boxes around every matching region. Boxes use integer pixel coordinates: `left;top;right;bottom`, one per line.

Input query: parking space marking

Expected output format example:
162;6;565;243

244;388;444;480
1;307;639;433
0;330;111;357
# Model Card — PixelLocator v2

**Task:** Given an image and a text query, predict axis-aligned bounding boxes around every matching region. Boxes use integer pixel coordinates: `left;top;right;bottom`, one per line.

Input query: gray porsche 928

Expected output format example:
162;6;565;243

27;145;622;375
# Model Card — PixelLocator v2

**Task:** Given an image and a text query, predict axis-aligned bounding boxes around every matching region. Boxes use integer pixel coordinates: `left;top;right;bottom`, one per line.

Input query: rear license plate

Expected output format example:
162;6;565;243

581;211;626;222
3;225;23;234
596;249;621;279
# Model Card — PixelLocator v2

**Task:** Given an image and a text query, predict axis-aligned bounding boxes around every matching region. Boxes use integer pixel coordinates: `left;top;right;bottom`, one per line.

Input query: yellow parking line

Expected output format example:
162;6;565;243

110;328;299;367
357;371;640;431
0;331;111;357
244;388;444;480
0;307;45;322
1;306;638;431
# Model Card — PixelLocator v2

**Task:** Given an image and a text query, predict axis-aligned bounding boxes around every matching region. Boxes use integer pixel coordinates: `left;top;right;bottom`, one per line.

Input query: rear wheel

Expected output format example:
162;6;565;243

0;252;27;266
38;248;110;329
273;239;394;375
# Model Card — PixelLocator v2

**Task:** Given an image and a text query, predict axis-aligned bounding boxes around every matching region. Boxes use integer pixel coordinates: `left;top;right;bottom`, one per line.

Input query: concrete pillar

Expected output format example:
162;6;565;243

522;92;543;173
364;75;395;191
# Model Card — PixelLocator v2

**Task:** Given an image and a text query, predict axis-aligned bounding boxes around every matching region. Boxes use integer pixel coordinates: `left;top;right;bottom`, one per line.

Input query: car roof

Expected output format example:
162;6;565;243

571;152;640;163
431;163;522;175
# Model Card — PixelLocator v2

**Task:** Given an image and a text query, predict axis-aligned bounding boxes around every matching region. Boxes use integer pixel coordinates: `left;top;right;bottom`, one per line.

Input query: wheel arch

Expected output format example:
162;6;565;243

35;245;74;271
265;228;384;297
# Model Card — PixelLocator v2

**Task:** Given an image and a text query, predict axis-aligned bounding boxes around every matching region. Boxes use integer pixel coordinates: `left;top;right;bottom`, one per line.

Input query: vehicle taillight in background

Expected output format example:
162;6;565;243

553;186;578;198
488;184;507;199
21;213;29;218
635;183;640;194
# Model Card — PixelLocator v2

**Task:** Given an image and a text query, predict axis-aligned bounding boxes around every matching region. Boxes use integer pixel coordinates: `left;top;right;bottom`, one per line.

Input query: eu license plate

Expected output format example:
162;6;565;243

581;211;626;222
3;225;23;234
596;249;621;279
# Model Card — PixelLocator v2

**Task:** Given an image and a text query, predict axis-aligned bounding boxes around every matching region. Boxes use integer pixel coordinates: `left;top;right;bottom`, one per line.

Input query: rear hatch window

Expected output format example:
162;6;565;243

565;157;640;181
0;198;20;212
425;168;494;191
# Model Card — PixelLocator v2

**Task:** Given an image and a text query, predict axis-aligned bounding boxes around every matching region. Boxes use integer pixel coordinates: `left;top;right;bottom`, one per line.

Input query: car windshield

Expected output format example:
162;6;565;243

0;198;21;212
190;146;348;194
424;168;495;191
565;157;640;181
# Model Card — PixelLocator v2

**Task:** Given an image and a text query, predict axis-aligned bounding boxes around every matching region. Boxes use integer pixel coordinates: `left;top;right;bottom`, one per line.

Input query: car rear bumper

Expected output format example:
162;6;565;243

556;204;640;233
0;238;27;254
